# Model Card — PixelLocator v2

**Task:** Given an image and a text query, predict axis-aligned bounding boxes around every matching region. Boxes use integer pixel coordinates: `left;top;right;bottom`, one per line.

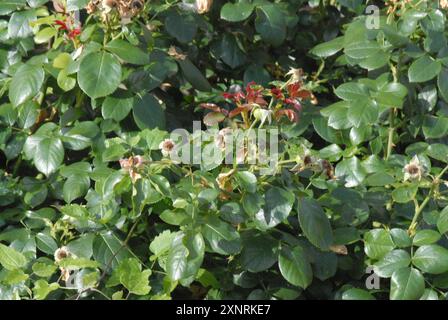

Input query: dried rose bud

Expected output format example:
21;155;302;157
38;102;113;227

196;0;213;14
159;139;175;157
404;155;424;182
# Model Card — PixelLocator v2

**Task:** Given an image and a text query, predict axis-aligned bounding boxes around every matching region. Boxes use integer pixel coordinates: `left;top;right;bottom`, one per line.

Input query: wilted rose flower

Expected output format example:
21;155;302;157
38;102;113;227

215;127;232;149
159;139;175;157
119;155;145;182
54;246;71;262
404;155;424;182
216;169;235;192
54;247;76;282
196;0;213;14
168;46;187;61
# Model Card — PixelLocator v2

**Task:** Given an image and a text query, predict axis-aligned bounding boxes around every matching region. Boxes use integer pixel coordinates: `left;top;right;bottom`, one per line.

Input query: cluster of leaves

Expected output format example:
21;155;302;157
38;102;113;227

1;0;448;300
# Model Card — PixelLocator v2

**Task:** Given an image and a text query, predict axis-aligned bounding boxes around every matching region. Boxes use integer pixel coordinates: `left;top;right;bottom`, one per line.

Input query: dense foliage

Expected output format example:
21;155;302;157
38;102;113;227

1;0;448;300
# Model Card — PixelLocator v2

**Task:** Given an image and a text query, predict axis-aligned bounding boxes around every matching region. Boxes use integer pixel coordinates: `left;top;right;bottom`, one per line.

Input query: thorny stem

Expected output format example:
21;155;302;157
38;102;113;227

408;164;448;234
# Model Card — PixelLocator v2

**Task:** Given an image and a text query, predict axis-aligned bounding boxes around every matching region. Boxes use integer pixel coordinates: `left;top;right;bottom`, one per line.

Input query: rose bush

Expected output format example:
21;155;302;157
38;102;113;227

1;0;448;300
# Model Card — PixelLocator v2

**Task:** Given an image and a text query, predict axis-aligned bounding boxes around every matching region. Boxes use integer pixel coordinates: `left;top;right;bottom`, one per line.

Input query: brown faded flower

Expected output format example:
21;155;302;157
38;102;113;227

216;169;235;192
159;139;175;157
403;155;424;182
54;246;71;262
54;246;73;282
119;155;145;183
215;127;232;149
168;46;187;61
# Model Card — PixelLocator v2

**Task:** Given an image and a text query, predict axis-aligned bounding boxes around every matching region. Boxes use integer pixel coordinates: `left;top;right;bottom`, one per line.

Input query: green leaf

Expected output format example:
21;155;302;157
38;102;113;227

66;0;89;11
335;156;366;187
392;184;418;203
78;51;122;99
297;197;333;250
390;267;425;300
374;82;408;108
255;187;294;229
408;55;441;83
254;5;286;47
0;243;27;271
101;91;134;122
63;174;90;203
344;41;381;59
31;136;64;176
165;10;197;43
373;250;411;278
334;83;369;101
347;98;379;128
240;233;278;272
93;232;133;270
342;288;375;300
413;230;441;246
278;246;313;289
202;216;241;255
7;10;36;39
107;258;151;295
422;115;448;139
133;94;165;130
427;144;448;163
234;171;257;193
36;232;58;255
438;68;448;103
105;39;149;65
178;58;212;92
212;34;246;69
33;280;59;300
437;207;448;234
58;257;99;269
9;63;44;107
0;0;26;15
412;245;448;274
310;36;344;58
166;235;188;281
220;1;254;22
364;229;395;260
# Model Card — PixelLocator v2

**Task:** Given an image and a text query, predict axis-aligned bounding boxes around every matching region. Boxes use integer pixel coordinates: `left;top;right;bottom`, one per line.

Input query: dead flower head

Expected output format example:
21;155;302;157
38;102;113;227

159;139;175;157
403;155;424;182
168;46;187;61
119;155;145;182
196;0;213;14
54;246;73;282
215;127;232;149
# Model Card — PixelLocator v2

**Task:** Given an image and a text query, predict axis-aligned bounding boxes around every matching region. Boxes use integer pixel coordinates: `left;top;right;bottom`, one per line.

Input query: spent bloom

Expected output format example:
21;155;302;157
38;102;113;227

159;139;176;157
403;155;424;182
54;246;73;282
119;155;145;182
